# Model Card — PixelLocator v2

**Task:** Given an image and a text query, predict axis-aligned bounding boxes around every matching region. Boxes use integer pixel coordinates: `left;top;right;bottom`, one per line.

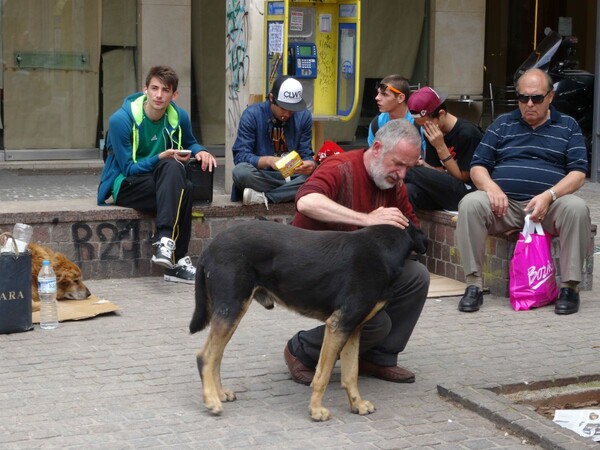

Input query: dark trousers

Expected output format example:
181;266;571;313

116;159;193;261
288;260;429;368
404;165;471;211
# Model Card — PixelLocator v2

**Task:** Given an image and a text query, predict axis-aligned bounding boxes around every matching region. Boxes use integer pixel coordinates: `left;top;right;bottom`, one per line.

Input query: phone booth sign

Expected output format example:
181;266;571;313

264;0;361;123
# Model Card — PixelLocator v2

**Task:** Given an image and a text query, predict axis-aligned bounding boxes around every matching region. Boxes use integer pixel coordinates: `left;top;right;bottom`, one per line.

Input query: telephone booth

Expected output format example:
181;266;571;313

264;0;361;149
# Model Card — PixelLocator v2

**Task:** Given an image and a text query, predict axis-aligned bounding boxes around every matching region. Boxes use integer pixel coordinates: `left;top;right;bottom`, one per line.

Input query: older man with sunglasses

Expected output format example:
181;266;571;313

456;68;590;315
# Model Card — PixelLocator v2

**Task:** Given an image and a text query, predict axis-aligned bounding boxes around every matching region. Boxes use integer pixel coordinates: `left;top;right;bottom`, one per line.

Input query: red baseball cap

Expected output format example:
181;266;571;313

408;87;448;118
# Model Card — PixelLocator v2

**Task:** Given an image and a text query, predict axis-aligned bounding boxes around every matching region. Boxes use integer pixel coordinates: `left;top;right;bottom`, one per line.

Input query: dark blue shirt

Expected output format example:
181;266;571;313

471;106;587;201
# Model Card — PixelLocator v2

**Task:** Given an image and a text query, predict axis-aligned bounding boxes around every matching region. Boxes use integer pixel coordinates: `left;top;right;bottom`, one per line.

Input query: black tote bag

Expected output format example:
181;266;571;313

0;249;33;334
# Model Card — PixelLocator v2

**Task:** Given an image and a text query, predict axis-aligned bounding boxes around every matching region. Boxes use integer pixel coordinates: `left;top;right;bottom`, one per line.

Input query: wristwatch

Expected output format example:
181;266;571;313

548;189;557;203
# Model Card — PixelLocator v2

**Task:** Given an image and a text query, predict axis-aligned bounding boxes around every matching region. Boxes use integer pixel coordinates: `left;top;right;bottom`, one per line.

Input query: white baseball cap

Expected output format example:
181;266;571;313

271;76;306;112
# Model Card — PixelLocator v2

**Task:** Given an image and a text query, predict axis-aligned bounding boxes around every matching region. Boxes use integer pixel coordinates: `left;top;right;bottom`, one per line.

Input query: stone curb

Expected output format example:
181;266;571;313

437;382;598;449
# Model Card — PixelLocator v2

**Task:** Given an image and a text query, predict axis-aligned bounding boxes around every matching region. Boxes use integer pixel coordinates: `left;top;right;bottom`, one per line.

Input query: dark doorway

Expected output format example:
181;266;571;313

484;0;595;90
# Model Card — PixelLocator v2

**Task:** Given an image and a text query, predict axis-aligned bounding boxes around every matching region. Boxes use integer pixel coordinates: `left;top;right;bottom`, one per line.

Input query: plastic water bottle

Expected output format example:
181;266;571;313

38;260;59;330
12;223;33;253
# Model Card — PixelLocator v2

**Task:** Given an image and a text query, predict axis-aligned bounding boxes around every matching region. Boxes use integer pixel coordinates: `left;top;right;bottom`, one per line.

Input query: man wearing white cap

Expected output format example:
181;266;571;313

232;75;316;208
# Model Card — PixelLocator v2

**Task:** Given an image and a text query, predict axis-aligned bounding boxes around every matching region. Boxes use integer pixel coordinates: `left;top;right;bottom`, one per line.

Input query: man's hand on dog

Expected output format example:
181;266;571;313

367;207;409;228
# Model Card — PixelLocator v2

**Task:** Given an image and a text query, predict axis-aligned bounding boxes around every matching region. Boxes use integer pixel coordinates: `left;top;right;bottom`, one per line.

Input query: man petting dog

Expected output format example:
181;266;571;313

284;119;430;384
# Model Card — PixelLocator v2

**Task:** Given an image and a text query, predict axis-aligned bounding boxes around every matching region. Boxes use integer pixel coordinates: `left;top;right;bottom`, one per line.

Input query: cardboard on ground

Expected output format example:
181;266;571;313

32;295;120;323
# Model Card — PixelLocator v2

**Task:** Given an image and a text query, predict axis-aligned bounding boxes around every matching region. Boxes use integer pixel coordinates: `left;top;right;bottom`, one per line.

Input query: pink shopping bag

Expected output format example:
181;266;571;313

509;215;559;311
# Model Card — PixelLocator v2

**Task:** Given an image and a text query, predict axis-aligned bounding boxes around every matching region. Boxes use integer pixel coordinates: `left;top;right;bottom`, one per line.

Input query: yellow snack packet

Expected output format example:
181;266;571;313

275;151;302;179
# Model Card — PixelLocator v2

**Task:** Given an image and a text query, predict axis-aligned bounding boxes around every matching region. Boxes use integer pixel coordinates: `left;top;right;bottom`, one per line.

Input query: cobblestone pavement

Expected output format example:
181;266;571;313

1;165;599;449
2;274;600;449
0;167;101;201
0;163;226;201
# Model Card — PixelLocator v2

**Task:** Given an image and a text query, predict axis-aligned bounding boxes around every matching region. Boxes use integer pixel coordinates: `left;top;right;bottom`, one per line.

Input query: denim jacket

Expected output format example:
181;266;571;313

232;101;313;167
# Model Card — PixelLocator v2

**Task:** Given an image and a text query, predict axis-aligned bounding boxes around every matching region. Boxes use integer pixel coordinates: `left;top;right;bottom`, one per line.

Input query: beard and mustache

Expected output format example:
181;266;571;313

368;155;401;190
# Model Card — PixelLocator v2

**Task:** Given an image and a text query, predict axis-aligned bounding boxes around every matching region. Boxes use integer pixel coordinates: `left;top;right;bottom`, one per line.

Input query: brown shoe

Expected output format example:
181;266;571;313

358;359;415;383
283;345;315;385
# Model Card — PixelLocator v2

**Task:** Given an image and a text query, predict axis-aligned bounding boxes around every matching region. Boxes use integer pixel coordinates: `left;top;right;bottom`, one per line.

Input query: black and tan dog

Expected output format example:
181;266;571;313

190;220;427;421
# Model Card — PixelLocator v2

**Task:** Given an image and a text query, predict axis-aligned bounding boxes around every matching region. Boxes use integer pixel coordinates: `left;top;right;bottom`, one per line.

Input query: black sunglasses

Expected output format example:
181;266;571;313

516;90;551;104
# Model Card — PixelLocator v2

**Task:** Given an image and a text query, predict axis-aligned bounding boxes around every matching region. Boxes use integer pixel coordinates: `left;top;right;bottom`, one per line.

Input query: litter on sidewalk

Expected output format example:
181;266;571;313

553;409;600;442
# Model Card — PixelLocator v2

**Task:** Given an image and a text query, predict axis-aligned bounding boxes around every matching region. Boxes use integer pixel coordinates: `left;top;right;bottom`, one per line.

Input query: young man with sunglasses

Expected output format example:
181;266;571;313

367;74;423;148
404;86;483;211
231;75;316;208
456;68;590;315
98;65;217;284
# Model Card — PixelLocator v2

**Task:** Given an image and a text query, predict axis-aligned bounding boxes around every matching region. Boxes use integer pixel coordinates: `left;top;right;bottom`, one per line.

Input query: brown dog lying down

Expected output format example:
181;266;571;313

190;220;428;421
29;243;91;312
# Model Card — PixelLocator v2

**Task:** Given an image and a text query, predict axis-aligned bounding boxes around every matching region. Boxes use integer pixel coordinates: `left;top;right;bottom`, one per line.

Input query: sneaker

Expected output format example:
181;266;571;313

164;256;196;284
152;237;176;269
243;188;269;210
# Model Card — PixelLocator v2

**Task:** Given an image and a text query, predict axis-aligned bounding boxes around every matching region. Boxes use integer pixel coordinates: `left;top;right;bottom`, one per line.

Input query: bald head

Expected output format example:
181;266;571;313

515;69;555;128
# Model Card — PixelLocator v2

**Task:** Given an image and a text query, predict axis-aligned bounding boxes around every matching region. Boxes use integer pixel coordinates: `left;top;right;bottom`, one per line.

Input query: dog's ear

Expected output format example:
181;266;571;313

407;222;428;255
414;229;428;255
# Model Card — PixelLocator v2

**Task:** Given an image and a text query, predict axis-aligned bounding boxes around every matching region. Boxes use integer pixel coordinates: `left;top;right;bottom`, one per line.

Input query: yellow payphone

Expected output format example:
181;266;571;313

265;0;361;148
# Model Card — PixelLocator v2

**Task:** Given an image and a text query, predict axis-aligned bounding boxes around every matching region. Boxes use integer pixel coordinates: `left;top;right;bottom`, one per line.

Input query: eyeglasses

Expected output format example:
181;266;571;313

377;83;402;96
516;90;551;104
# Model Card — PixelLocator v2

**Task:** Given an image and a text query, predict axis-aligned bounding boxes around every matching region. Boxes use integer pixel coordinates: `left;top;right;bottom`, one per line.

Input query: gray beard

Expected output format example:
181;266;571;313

369;158;397;190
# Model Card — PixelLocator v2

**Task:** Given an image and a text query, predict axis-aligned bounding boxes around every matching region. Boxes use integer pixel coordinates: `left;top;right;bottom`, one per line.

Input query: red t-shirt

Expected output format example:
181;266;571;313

291;149;419;231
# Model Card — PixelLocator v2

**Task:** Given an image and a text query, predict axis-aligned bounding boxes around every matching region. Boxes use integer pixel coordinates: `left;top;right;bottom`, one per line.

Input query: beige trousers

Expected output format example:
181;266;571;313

456;190;591;283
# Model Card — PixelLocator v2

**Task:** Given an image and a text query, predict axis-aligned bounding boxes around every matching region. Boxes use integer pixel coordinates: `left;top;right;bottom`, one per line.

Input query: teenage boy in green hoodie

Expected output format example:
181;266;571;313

98;65;217;284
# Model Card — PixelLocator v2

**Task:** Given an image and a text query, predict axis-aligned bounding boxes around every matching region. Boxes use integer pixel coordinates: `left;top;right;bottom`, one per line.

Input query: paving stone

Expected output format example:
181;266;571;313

2;169;600;448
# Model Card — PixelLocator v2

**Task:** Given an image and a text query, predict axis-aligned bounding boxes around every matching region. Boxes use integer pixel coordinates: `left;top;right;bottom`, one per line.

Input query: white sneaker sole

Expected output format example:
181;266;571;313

242;191;256;205
152;256;174;269
164;274;195;285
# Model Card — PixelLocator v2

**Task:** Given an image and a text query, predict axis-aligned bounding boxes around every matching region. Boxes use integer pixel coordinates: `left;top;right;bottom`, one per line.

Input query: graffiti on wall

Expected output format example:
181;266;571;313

71;220;143;264
317;33;335;100
226;0;250;138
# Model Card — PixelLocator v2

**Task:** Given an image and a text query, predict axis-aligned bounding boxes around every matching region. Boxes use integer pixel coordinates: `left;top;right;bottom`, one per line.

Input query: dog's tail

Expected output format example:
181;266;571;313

189;262;211;334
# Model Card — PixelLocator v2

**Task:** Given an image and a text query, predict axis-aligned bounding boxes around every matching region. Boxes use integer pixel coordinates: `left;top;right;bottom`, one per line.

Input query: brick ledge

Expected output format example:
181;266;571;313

0;194;295;225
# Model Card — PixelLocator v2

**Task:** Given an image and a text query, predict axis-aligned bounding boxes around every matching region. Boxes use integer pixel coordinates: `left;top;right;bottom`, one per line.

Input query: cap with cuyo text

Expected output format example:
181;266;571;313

408;86;448;118
270;76;307;112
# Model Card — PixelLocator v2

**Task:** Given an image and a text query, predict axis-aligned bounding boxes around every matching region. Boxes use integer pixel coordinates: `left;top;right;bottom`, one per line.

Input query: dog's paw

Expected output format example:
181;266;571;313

309;405;332;421
220;388;236;402
351;399;376;415
204;399;223;416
